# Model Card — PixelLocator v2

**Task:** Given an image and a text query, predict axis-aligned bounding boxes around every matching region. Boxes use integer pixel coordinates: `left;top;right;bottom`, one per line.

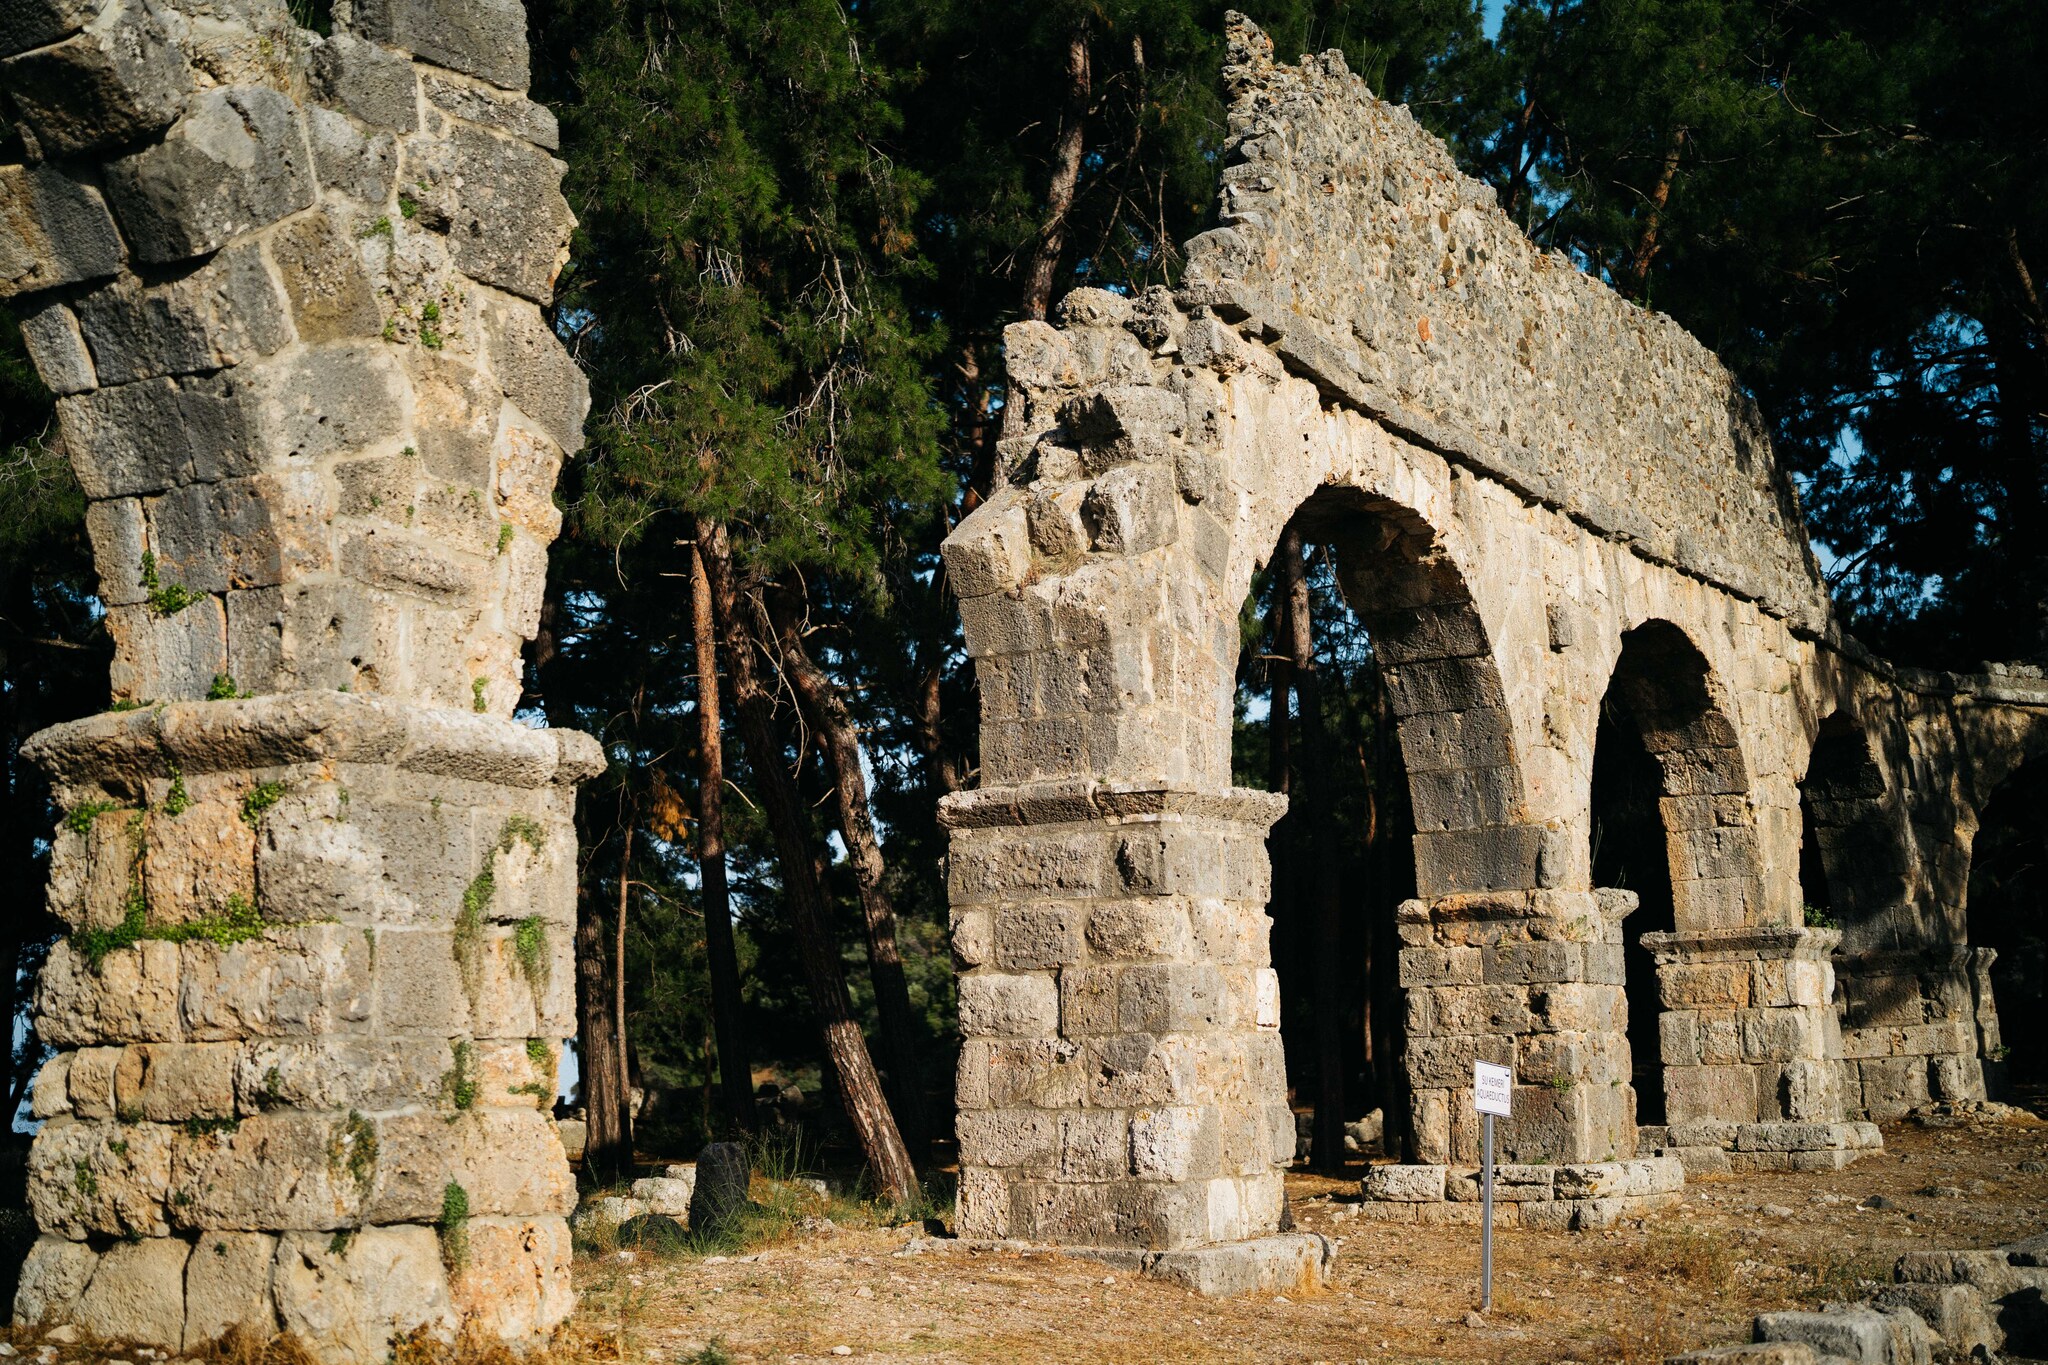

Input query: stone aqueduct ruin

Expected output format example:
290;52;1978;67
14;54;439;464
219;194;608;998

0;0;2040;1351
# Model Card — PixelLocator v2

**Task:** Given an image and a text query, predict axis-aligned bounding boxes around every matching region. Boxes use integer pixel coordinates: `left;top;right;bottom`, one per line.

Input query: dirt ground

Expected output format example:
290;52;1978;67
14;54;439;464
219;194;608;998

578;1113;2048;1365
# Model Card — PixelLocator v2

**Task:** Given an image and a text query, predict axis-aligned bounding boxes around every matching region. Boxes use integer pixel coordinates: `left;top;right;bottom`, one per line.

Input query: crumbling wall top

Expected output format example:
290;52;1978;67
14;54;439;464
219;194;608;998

1183;14;1830;631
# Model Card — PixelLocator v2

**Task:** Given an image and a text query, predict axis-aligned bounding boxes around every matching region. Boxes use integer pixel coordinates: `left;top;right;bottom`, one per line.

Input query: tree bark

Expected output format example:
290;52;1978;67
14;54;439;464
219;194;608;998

1279;528;1348;1175
693;519;920;1203
1625;126;1687;296
576;857;632;1182
1019;24;1092;321
763;585;929;1156
914;661;961;796
614;814;632;1144
691;541;756;1134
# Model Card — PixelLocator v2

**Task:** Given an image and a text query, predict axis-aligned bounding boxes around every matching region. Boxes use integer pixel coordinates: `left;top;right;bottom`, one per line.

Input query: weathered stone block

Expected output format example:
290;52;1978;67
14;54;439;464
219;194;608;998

305;103;401;203
1361;1164;1446;1202
72;1234;190;1347
273;1226;457;1365
76;244;292;385
308;31;419;130
36;938;183;1046
115;1041;237;1121
0;163;124;299
18;299;95;395
453;1216;575;1343
958;971;1059;1038
994;903;1081;970
0;0;191;156
0;0;103;58
1755;1305;1932;1365
182;1230;277;1351
481;291;589;453
1083;464;1179;554
12;1236;96;1326
366;1109;574;1223
416;126;571;303
348;0;529;89
179;924;372;1041
28;1117;173;1238
269;208;382;344
105;85;316;263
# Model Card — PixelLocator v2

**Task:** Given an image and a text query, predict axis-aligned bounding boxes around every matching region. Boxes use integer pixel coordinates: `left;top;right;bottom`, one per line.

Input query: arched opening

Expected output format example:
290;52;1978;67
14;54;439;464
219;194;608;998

1590;621;1760;1128
1232;505;1416;1171
1967;758;2048;1106
1591;692;1677;1124
1797;715;1907;941
1230;487;1525;1170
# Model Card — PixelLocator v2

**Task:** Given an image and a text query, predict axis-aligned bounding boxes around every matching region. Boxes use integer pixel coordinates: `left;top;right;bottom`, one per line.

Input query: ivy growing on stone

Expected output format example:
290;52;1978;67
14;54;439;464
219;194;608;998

241;782;285;826
139;550;200;616
75;891;265;971
60;800;117;836
438;1180;470;1271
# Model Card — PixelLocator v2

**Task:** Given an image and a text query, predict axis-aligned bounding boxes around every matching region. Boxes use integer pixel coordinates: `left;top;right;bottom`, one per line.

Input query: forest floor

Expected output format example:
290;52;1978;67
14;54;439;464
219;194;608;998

573;1107;2048;1365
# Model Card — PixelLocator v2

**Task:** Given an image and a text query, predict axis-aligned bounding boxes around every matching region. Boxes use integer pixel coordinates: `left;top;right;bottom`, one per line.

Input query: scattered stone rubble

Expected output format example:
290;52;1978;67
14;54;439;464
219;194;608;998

1669;1231;2048;1364
2;0;591;1354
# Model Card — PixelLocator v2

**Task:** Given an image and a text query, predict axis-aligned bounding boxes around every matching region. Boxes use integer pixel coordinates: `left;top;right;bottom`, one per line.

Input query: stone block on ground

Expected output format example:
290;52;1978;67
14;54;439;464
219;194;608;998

1666;1347;1823;1364
1754;1306;1932;1365
689;1141;751;1235
1142;1233;1333;1297
631;1174;695;1217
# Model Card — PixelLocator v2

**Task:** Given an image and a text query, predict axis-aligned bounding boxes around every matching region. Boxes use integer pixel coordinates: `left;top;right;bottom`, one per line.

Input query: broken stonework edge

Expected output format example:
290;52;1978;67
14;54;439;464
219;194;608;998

1641;927;1843;961
960;1234;1333;1298
938;781;1288;830
24;691;604;791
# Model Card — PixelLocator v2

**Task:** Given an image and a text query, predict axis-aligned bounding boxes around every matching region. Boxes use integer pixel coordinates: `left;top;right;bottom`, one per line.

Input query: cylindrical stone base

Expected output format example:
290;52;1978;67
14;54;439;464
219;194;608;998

17;694;599;1357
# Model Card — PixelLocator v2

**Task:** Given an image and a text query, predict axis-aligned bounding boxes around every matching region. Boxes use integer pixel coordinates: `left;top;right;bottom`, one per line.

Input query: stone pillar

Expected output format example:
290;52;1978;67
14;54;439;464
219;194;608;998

1835;946;1989;1118
943;782;1328;1295
1642;927;1880;1171
3;0;592;1354
1398;888;1637;1167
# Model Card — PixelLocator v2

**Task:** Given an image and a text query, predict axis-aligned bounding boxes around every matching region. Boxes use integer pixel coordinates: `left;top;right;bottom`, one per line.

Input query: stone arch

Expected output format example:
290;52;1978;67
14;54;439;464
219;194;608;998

1236;485;1527;1166
1290;487;1531;899
1596;619;1763;934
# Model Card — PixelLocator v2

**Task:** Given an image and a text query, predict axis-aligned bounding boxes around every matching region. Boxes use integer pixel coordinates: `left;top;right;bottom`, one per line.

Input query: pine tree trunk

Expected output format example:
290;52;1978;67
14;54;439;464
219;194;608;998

693;520;920;1203
576;867;632;1182
1020;24;1091;320
615;816;633;1144
1279;528;1348;1175
764;586;929;1157
691;541;756;1134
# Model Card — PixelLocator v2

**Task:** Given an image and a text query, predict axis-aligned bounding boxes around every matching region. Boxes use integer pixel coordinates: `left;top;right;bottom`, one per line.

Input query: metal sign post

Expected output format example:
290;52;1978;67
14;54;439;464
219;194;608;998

1473;1060;1513;1313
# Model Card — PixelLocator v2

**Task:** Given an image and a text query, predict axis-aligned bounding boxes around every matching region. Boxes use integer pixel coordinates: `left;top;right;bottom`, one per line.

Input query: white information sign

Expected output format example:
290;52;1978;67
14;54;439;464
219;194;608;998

1473;1060;1513;1117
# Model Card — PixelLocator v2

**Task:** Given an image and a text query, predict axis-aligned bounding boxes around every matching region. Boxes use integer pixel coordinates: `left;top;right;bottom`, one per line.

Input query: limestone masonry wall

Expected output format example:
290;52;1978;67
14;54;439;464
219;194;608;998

1176;19;1830;632
941;13;2048;1265
2;0;592;1353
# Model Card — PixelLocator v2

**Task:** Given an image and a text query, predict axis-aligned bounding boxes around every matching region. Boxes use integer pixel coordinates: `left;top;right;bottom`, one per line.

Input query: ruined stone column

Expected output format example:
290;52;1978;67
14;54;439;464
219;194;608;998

943;783;1303;1291
3;0;592;1353
1642;927;1880;1172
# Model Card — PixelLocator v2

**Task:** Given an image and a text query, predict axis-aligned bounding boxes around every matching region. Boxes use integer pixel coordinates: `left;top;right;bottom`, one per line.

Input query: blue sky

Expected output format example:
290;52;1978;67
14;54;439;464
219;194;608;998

1484;0;1507;38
